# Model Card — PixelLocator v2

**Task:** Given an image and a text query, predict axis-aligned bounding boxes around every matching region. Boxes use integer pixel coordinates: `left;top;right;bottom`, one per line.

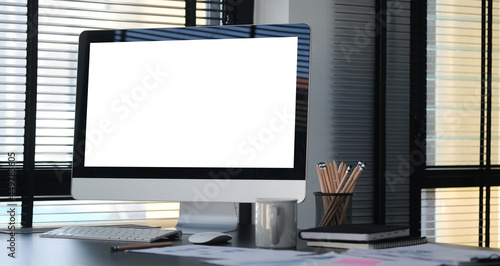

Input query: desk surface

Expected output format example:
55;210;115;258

3;225;499;266
0;225;309;266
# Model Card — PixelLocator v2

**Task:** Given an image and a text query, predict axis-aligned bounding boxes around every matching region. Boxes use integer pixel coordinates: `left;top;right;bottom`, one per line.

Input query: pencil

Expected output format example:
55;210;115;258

325;162;335;193
342;165;358;193
316;162;327;193
316;162;331;212
332;160;340;189
345;161;365;193
111;241;173;251
336;165;351;193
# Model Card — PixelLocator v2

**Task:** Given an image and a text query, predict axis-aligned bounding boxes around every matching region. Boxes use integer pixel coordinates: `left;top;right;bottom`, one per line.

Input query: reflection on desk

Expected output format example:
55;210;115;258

0;224;262;266
1;225;500;266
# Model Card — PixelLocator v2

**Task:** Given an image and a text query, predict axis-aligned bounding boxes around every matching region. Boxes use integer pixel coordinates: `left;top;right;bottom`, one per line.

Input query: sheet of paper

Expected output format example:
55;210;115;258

205;251;438;266
346;243;500;265
131;244;312;260
132;245;438;266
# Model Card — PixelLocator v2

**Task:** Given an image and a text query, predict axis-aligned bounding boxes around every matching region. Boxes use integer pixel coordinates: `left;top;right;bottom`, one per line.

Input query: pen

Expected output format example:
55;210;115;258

111;241;173;252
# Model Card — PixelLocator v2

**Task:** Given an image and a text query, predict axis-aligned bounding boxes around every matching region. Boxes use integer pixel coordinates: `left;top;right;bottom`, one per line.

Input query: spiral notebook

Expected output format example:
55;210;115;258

299;224;410;242
306;236;428;249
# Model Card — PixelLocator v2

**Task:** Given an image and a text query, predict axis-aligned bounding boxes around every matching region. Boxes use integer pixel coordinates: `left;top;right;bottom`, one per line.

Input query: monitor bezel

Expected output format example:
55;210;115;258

71;24;310;203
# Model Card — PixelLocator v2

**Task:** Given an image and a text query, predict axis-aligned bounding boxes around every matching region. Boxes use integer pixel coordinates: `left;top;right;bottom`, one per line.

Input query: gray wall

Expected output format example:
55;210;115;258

254;0;336;229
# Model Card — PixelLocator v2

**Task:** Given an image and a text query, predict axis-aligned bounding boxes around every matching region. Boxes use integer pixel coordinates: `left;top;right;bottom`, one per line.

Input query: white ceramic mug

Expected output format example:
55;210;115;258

255;198;297;248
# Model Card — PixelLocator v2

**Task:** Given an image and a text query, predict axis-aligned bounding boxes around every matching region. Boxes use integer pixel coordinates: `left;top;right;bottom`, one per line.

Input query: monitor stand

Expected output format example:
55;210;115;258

175;202;239;234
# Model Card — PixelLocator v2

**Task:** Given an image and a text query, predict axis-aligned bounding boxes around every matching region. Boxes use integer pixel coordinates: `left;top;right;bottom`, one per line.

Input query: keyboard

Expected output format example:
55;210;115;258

40;225;182;242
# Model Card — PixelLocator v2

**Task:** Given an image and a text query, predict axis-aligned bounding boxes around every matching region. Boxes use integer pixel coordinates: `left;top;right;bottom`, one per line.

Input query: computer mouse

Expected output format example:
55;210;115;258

188;232;232;245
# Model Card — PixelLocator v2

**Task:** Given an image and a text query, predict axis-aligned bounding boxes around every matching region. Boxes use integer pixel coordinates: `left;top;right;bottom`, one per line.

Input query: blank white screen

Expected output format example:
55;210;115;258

84;37;298;168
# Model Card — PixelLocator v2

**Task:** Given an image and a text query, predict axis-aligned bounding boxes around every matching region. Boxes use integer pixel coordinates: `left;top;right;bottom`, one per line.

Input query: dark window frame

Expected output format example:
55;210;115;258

409;0;498;247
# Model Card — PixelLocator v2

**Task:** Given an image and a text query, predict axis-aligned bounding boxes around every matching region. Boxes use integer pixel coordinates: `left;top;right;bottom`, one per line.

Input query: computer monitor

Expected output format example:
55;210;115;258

71;24;310;233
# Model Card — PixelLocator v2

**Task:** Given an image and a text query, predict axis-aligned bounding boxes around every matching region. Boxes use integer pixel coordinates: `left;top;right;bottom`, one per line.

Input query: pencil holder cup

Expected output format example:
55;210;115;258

314;192;353;227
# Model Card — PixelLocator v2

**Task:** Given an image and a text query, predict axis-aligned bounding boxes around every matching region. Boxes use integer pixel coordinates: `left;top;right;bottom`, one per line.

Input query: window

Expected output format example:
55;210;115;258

412;0;500;247
426;0;499;166
1;0;252;228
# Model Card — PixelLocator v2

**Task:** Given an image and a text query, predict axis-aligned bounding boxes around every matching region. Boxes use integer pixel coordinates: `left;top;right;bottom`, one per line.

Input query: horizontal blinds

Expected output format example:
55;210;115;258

0;200;21;229
0;1;27;168
32;200;180;227
426;0;495;166
421;187;500;248
332;0;411;225
196;0;224;25
0;199;179;228
35;0;210;168
1;0;225;228
332;0;376;224
490;2;500;165
385;0;411;225
422;0;500;248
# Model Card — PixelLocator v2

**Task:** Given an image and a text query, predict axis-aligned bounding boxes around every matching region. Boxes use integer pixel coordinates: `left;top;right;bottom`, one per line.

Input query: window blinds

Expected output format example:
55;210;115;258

0;0;225;170
417;0;500;248
35;0;203;168
426;0;491;166
1;1;27;168
1;0;226;228
422;187;500;248
331;0;411;225
384;0;411;225
332;0;376;224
